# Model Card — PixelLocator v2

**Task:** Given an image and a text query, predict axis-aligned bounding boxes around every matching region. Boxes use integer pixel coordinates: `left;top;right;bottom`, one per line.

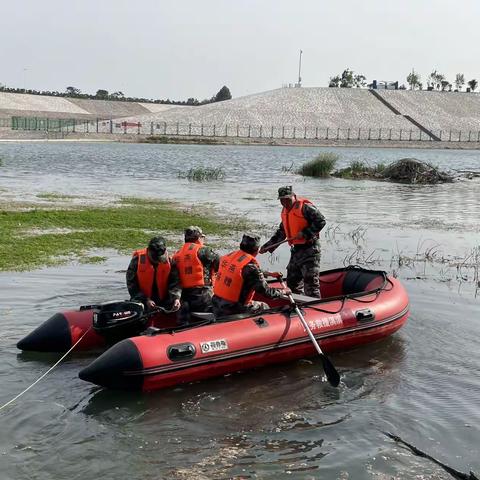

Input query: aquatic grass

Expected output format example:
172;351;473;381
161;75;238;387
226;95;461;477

0;199;248;271
296;152;339;177
37;192;77;201
178;167;226;182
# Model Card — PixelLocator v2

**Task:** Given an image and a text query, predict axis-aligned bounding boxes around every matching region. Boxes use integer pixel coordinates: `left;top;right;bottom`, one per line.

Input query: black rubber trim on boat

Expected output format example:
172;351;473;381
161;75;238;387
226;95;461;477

79;339;144;390
17;313;72;352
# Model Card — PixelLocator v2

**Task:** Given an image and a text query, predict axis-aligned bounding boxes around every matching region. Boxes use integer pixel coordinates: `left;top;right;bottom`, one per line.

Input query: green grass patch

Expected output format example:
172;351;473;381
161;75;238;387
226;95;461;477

78;255;107;264
296;152;339;177
178;167;226;182
37;192;77;201
0;199;246;271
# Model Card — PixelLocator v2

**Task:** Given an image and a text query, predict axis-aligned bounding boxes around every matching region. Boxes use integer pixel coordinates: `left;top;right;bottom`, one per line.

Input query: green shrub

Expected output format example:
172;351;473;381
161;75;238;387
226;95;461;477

297;152;339;177
178;167;226;181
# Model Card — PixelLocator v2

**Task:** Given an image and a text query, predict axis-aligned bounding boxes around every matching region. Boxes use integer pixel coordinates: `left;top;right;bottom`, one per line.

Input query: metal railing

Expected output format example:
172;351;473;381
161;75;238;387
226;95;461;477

3;116;480;143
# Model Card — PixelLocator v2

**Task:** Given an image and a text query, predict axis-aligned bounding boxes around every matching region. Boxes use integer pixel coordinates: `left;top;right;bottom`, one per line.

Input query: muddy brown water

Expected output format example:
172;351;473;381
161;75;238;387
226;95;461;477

0;143;479;479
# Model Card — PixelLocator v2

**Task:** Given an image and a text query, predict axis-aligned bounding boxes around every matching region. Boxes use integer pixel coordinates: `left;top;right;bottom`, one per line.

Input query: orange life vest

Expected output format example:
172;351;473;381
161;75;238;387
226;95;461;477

133;248;171;300
214;250;258;304
281;197;312;245
173;242;205;289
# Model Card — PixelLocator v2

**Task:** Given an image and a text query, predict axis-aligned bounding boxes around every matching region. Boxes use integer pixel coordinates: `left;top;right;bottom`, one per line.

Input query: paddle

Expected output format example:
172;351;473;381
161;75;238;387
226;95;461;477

274;273;341;387
259;237;293;254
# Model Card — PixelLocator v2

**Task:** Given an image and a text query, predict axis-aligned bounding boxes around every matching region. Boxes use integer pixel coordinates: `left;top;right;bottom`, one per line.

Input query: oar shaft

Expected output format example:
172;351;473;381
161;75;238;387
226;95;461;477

289;295;324;356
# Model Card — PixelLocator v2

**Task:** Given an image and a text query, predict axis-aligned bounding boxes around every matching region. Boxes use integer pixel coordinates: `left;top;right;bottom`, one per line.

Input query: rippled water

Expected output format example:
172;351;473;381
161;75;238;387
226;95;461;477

0;143;479;479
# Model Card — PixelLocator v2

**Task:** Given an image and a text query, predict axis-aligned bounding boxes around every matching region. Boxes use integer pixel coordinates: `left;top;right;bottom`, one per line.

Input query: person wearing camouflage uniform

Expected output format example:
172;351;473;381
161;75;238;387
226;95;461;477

212;234;290;317
171;226;220;325
126;236;181;311
260;186;326;298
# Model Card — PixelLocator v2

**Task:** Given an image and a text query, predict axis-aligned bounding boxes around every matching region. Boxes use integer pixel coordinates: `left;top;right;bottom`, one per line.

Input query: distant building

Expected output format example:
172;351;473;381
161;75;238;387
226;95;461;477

369;80;399;90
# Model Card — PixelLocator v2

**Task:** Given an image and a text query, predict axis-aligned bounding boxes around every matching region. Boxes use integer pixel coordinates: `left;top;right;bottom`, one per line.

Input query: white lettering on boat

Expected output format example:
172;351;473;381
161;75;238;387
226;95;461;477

307;315;343;331
200;339;229;353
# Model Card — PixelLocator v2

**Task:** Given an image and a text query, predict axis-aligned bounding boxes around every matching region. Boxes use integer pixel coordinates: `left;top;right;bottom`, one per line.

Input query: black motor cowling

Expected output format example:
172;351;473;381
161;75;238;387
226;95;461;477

93;301;147;341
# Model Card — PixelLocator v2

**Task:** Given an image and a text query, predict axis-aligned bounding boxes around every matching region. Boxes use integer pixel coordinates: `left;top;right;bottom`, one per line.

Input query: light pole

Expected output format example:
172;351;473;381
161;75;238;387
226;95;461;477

23;67;28;92
297;50;303;87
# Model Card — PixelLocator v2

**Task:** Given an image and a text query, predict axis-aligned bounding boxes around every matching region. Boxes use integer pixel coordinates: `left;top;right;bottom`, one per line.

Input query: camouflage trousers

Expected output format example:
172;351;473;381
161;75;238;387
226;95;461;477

212;296;269;318
286;242;321;298
178;287;213;325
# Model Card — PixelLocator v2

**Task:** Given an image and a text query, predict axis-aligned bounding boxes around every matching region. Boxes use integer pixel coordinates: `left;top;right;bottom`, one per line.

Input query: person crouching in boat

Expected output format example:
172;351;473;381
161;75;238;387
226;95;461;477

126;236;181;313
172;226;220;325
212;233;290;317
259;186;326;298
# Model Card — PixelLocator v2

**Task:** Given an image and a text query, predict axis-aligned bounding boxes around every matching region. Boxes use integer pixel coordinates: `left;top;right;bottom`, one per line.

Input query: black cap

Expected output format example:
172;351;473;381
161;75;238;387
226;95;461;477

184;226;205;241
278;186;294;198
148;236;167;255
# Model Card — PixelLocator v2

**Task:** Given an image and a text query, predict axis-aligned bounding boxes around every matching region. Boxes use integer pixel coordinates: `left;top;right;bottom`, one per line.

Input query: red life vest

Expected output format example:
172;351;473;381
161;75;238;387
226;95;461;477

281;197;312;245
214;250;258;304
133;248;171;300
172;242;205;289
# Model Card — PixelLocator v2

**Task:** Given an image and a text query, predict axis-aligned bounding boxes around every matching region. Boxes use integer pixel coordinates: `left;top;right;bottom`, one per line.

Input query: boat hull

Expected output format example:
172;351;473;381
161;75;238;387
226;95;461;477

79;273;409;391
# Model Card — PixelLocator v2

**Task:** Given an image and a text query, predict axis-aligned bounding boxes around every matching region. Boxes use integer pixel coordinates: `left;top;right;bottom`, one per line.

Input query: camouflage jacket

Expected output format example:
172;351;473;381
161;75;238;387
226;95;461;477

264;201;326;249
126;254;181;304
170;246;220;289
236;261;284;305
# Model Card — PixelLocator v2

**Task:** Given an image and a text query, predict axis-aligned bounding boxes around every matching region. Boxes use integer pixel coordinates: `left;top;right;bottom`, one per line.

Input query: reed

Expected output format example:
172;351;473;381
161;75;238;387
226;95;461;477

178;167;226;181
296;152;338;177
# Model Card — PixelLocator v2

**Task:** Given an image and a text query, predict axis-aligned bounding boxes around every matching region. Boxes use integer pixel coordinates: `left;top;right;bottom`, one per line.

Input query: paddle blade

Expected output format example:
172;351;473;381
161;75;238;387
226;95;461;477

321;355;341;387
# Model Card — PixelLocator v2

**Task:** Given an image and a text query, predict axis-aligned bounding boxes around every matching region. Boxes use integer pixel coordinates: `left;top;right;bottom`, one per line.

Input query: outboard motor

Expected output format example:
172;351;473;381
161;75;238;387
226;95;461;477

93;301;147;342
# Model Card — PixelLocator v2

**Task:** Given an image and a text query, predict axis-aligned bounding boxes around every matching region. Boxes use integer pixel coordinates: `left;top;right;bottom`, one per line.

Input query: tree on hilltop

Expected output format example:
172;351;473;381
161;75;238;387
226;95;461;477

65;86;81;96
110;91;124;99
407;70;422;90
328;69;367;88
95;89;109;99
467;79;478;92
214;86;232;102
455;73;465;91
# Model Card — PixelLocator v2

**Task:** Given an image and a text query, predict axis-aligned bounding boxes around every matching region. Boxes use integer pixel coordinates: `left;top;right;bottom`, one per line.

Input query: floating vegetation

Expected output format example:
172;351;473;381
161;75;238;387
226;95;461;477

333;158;453;184
178;167;226;182
141;136;221;145
296;152;339;177
37;192;77;201
334;160;386;179
0;158;3;167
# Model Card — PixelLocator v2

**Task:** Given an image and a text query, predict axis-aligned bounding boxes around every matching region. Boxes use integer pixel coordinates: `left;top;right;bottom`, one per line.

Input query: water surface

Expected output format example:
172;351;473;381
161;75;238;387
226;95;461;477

0;143;479;479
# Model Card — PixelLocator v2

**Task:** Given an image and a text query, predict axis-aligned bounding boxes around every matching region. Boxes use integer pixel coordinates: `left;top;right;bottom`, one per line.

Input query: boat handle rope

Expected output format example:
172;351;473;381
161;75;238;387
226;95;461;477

0;327;92;413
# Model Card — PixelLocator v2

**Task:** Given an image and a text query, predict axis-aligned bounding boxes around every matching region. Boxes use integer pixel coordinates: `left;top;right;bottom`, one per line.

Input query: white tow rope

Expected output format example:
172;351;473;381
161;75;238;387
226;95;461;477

0;327;91;413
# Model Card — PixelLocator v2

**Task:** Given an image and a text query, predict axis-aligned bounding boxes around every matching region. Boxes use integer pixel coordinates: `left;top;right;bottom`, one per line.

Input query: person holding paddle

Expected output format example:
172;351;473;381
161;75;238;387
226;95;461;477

259;186;326;298
126;236;181;312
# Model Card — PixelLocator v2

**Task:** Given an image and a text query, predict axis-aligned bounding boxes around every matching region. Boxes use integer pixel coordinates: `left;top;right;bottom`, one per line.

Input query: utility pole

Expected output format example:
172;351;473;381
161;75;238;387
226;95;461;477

296;50;303;87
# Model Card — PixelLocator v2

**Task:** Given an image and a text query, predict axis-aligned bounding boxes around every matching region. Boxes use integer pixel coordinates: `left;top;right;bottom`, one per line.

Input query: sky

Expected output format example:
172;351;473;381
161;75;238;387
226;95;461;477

1;0;479;100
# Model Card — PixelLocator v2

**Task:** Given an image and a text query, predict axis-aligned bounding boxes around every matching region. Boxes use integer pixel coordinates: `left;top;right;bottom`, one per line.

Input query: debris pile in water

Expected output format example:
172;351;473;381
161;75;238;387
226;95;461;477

381;158;454;184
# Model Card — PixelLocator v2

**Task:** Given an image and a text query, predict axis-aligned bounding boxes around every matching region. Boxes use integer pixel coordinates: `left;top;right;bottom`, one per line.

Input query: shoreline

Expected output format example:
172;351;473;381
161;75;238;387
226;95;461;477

2;133;480;150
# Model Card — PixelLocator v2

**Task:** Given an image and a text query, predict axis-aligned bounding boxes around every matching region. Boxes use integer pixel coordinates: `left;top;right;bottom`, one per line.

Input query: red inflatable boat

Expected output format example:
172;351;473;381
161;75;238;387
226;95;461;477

78;266;410;391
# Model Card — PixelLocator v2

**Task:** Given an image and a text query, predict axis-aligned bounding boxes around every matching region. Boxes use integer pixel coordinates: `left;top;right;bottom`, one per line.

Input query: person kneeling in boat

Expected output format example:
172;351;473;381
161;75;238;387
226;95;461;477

212;233;291;317
126;236;181;313
172;226;220;325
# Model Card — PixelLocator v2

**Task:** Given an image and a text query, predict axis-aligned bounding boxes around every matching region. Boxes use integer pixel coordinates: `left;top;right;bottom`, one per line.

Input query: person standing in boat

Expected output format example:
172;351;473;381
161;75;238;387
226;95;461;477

212;233;290;317
259;186;326;298
126;236;181;312
171;226;220;325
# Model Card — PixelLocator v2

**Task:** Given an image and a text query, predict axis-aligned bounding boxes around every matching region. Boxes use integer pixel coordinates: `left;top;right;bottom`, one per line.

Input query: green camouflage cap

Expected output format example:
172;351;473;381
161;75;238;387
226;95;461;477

240;233;261;250
148;236;167;254
278;186;294;198
184;225;205;241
